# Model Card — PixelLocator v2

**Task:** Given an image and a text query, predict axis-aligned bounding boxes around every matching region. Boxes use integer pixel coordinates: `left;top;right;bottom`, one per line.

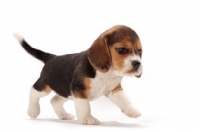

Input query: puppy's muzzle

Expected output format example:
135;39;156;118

132;61;140;69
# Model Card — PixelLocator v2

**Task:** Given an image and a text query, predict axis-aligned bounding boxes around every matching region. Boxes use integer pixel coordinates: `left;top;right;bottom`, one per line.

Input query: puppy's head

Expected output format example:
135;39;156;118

87;25;142;77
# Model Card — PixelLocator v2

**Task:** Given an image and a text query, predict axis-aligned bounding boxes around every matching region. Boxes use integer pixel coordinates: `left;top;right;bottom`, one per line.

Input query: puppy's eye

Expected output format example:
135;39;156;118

116;48;128;54
136;49;142;54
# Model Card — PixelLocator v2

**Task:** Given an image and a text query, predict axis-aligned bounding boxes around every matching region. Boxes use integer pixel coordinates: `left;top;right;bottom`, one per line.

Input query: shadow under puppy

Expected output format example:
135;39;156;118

13;25;143;125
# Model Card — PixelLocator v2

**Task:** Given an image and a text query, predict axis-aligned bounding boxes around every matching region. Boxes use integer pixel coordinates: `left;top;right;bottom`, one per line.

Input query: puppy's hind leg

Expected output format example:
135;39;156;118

51;95;74;120
27;81;51;119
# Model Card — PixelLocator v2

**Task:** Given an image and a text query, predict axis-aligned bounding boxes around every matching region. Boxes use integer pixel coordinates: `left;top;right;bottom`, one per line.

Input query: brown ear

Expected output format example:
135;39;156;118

135;73;142;78
87;35;111;73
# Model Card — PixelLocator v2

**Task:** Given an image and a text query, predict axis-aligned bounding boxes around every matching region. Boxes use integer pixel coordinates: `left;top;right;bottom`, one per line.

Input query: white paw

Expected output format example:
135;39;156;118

27;103;40;119
58;112;75;120
122;106;141;118
79;115;100;125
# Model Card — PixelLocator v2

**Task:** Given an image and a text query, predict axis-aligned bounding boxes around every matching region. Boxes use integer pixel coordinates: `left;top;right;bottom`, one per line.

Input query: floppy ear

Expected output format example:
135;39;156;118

87;35;111;73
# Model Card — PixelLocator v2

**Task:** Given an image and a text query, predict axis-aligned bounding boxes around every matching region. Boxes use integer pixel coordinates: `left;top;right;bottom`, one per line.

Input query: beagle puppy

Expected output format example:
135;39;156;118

13;25;143;125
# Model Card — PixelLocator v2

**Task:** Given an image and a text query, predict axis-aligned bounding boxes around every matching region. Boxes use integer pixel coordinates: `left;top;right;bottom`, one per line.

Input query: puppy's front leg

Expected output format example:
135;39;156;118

73;97;100;125
106;85;141;118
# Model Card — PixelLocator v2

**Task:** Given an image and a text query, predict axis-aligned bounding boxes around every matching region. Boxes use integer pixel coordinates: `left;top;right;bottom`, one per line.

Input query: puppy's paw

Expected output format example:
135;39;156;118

58;113;75;120
122;106;141;118
27;103;40;119
79;115;100;125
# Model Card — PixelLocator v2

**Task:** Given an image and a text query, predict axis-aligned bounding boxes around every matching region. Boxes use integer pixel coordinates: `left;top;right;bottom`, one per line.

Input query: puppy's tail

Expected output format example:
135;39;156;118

12;32;55;63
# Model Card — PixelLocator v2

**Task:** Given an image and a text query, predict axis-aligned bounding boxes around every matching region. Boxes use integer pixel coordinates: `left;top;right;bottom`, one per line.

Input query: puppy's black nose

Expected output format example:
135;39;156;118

132;61;140;69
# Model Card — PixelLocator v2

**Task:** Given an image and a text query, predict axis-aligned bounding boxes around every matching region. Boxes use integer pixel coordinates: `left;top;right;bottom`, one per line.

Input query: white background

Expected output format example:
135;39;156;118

0;0;200;131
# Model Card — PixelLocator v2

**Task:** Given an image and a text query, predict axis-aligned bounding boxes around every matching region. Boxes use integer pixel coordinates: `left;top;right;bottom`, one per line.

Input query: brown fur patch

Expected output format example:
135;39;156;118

102;25;121;36
112;85;123;95
109;38;142;73
134;40;142;57
109;39;133;71
87;36;111;73
74;77;91;99
43;85;52;94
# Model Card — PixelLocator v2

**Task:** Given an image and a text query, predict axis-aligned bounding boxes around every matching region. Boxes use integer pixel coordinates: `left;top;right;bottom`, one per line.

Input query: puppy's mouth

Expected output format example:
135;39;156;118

125;68;136;74
125;66;142;76
111;64;143;77
125;68;141;74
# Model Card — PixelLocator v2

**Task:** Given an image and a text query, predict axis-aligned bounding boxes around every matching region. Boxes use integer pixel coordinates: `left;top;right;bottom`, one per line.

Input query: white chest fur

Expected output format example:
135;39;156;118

88;69;122;101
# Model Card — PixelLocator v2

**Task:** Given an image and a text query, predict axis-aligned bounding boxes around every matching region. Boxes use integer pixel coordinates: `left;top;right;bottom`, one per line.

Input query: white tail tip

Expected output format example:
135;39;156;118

12;32;24;42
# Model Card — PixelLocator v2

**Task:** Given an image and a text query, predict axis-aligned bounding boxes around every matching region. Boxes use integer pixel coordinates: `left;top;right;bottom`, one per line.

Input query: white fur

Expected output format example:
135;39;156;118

106;90;141;118
27;87;48;118
113;52;143;77
88;69;122;100
12;32;24;42
73;98;100;125
51;95;74;120
70;70;122;125
124;54;143;75
72;67;140;124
